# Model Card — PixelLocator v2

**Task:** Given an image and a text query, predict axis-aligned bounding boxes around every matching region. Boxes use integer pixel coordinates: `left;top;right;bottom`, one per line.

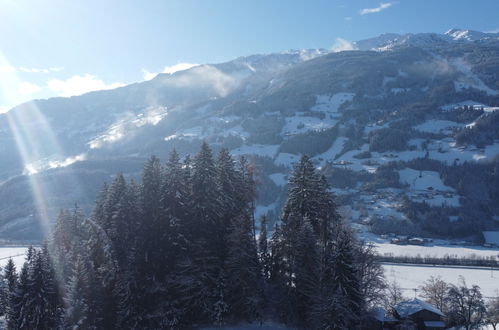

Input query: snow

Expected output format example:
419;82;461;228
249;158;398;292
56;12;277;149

269;173;287;187
383;76;396;87
313;137;349;167
399;169;454;192
364;122;389;134
311;92;355;114
220;125;250;139
391;87;409;94
202;322;293;330
274;153;299;168
0;246;30;268
427;141;499;165
373;242;499;259
395;298;444;318
440;100;495;111
451;58;499;96
424;194;461;207
23;153;87;175
231;144;279;158
483;231;499;245
281;114;337;136
89;107;168;149
414;120;463;134
383;263;499;299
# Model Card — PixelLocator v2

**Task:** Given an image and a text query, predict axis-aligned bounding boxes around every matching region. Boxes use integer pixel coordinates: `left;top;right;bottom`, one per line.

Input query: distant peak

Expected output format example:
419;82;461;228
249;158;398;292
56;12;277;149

444;28;489;41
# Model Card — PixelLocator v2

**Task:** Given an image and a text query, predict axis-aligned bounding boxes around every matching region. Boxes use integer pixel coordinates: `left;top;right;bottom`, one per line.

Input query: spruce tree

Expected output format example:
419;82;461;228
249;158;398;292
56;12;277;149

9;262;29;330
226;213;262;322
178;142;222;324
64;256;91;329
3;258;17;326
258;216;270;280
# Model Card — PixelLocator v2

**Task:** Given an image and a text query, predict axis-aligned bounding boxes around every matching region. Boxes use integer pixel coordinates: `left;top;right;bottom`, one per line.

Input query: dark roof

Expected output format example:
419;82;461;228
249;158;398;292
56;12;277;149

395;299;445;318
424;320;446;328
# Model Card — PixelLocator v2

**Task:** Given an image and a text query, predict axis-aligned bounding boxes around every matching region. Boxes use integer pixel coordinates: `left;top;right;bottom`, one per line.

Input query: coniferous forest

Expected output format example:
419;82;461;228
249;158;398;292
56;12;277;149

0;143;385;329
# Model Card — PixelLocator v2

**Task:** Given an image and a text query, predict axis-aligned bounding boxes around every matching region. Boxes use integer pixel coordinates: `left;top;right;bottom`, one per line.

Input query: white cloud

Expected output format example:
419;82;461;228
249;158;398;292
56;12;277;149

168;65;237;97
142;62;198;80
344;16;353;21
0;64;17;73
47;74;125;97
142;69;157;81
331;38;356;52
19;66;64;73
18;81;42;95
0;105;9;114
360;2;393;15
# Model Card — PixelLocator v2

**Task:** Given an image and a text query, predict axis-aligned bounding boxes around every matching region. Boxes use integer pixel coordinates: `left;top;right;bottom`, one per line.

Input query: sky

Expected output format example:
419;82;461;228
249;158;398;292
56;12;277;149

1;0;498;112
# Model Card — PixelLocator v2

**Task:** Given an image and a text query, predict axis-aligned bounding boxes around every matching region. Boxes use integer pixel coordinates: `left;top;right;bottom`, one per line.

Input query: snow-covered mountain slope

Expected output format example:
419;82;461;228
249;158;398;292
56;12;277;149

0;31;498;241
353;29;499;51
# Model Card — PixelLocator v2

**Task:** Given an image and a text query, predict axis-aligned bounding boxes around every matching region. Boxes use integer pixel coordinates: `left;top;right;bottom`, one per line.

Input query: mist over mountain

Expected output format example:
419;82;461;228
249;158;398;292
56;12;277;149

1;29;499;241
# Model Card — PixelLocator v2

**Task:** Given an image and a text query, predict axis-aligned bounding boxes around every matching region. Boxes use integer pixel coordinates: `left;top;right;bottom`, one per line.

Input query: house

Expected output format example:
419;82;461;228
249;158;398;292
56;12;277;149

368;307;398;330
394;299;445;330
408;237;425;246
482;231;499;247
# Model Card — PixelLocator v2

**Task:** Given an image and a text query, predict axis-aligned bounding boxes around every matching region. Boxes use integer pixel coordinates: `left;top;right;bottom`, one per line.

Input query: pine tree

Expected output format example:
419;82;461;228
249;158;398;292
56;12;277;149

40;244;61;328
226;213;262;322
24;250;54;329
0;266;5;317
329;222;363;328
64;256;91;329
9;262;29;330
271;154;365;328
178;142;222;324
3;259;17;326
258;216;271;280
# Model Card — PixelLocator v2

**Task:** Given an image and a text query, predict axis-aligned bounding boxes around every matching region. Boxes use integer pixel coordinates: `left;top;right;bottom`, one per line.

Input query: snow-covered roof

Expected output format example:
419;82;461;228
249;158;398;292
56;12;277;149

370;307;397;322
483;231;499;245
395;299;444;318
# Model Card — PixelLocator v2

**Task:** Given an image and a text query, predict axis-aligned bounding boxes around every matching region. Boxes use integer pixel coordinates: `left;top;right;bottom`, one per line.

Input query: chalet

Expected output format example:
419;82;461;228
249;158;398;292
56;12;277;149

408;237;425;246
394;299;445;330
369;307;398;330
482;231;499;247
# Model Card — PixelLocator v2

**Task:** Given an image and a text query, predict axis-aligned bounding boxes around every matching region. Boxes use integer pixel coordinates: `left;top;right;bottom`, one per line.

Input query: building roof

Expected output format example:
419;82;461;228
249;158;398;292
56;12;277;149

370;307;397;322
424;321;446;328
395;299;445;318
483;231;499;245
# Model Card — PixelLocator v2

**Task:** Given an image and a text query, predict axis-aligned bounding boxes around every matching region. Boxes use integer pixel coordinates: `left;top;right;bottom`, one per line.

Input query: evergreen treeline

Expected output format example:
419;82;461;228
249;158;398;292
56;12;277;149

0;143;384;329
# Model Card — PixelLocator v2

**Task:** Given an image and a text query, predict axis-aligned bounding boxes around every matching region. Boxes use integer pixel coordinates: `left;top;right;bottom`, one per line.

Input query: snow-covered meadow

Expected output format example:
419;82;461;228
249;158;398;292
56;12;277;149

383;263;499;299
0;246;30;268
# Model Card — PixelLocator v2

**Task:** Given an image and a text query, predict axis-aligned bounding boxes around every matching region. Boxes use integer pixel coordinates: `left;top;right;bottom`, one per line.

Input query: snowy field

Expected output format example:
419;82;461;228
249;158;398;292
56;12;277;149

375;242;499;259
0;246;30;268
383;263;499;299
356;225;499;259
202;322;293;330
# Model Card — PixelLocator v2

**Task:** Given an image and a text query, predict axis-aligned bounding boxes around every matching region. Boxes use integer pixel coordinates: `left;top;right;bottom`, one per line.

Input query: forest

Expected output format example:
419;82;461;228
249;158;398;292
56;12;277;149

0;143;385;329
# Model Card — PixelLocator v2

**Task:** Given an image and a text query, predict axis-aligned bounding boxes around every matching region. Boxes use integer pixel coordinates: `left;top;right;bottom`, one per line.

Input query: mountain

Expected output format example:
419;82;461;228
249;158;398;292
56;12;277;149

353;28;499;51
1;30;499;241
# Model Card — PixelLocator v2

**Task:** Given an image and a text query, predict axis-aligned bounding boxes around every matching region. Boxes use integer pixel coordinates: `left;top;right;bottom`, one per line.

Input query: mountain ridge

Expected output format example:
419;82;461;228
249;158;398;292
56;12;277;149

1;30;498;241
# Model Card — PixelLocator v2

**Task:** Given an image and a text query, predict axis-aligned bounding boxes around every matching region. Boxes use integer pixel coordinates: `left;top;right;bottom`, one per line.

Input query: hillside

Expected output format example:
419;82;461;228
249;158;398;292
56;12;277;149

1;30;499;240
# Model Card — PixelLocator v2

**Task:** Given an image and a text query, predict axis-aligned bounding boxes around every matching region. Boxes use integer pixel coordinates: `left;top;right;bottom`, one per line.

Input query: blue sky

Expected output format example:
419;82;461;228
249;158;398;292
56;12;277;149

1;0;498;111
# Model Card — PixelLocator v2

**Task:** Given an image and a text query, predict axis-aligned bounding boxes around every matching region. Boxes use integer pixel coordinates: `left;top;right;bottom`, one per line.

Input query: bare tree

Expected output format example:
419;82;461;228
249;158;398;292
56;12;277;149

384;280;404;311
357;243;387;309
419;276;448;312
486;294;499;330
445;276;486;330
